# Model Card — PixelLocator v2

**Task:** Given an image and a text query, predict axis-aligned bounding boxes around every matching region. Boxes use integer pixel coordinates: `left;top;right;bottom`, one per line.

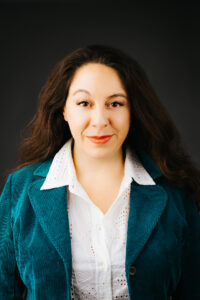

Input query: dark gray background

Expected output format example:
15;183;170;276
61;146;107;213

0;1;199;188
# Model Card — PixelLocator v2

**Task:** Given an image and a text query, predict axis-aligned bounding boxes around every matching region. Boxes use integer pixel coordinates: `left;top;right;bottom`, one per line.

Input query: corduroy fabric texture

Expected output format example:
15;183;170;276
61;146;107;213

0;150;200;299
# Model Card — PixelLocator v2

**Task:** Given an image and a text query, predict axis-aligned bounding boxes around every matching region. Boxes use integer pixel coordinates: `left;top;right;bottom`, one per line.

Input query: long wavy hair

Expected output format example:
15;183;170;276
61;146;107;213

7;44;200;209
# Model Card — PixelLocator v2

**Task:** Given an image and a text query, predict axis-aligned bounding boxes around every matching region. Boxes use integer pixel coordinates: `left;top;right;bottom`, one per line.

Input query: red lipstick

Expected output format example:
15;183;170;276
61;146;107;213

87;135;113;144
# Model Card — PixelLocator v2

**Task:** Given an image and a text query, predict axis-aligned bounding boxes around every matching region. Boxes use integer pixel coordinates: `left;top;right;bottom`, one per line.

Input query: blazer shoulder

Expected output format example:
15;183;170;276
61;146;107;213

158;177;199;222
11;155;54;180
2;159;53;209
9;158;51;191
11;162;42;182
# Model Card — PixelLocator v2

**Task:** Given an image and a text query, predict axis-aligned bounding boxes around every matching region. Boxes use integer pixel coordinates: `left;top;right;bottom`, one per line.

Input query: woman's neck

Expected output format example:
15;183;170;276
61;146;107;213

72;143;126;182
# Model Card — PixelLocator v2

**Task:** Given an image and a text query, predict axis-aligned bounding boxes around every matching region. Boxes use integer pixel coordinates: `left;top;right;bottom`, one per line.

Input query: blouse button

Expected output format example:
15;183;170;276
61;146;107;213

129;265;136;276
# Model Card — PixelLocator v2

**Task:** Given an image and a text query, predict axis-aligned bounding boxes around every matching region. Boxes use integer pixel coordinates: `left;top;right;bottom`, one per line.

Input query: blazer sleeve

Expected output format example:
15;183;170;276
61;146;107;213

0;174;26;300
172;197;200;300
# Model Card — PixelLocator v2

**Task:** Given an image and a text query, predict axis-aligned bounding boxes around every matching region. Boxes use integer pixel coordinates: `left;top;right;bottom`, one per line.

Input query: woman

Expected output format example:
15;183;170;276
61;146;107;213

0;44;200;300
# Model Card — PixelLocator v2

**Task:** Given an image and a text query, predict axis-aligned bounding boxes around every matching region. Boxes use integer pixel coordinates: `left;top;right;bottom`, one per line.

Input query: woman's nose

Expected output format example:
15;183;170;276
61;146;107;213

90;106;109;127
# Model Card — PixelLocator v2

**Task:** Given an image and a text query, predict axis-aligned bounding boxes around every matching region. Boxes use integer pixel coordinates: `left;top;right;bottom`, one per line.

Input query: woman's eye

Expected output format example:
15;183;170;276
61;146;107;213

77;101;89;107
109;101;124;107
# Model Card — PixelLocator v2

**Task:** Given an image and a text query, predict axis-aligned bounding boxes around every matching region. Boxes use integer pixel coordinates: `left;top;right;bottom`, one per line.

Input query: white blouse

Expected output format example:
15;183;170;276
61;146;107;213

40;138;156;299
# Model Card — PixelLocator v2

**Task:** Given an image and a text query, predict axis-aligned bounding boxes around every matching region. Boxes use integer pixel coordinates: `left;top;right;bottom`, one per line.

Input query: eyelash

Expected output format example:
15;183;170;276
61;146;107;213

77;101;124;107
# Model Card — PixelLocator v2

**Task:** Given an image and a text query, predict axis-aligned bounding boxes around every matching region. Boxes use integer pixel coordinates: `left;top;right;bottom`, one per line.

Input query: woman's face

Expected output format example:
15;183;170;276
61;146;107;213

63;63;131;160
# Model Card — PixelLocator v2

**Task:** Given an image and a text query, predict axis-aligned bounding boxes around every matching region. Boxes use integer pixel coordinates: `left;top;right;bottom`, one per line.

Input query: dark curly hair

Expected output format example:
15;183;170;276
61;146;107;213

7;44;200;209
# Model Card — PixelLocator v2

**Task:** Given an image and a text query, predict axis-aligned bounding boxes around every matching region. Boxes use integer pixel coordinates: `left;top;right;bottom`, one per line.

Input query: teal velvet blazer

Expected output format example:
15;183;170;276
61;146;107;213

0;150;200;300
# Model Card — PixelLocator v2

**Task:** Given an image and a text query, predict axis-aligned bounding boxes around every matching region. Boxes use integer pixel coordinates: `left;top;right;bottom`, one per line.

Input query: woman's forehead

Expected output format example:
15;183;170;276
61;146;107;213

68;63;127;97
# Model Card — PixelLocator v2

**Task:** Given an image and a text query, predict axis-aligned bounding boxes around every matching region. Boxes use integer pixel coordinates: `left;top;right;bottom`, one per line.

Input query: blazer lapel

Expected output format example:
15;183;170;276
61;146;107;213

126;149;168;268
27;159;72;264
126;182;168;267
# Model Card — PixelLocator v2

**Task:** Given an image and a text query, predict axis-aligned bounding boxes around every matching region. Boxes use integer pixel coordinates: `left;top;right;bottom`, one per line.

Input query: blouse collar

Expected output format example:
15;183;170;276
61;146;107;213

40;138;156;190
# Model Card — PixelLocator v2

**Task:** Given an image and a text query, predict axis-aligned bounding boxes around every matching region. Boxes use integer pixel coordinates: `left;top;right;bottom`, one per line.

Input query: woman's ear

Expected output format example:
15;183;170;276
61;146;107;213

63;107;68;122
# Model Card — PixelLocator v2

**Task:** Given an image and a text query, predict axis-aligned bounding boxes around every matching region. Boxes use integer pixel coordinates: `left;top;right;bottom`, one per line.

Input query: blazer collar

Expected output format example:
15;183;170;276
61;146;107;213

28;141;167;271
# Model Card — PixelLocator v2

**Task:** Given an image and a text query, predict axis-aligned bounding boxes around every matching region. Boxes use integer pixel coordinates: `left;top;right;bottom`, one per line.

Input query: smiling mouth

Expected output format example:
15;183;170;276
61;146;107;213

87;135;113;144
89;135;113;139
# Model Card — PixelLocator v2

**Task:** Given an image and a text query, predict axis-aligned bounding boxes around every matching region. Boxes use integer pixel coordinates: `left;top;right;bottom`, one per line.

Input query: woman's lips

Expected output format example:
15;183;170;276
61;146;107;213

87;135;113;144
90;135;112;139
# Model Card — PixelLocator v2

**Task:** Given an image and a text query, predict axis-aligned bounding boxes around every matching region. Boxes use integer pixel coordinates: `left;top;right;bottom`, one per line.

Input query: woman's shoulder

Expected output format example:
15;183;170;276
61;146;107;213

158;177;200;224
10;157;53;186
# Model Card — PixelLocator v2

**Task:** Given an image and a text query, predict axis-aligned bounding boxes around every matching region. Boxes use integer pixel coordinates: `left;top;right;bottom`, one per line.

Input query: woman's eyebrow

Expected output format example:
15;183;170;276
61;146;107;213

72;89;127;99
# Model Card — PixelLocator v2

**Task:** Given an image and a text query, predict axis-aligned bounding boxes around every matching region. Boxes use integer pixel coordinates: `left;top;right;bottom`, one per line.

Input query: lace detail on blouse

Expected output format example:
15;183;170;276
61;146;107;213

68;186;131;300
